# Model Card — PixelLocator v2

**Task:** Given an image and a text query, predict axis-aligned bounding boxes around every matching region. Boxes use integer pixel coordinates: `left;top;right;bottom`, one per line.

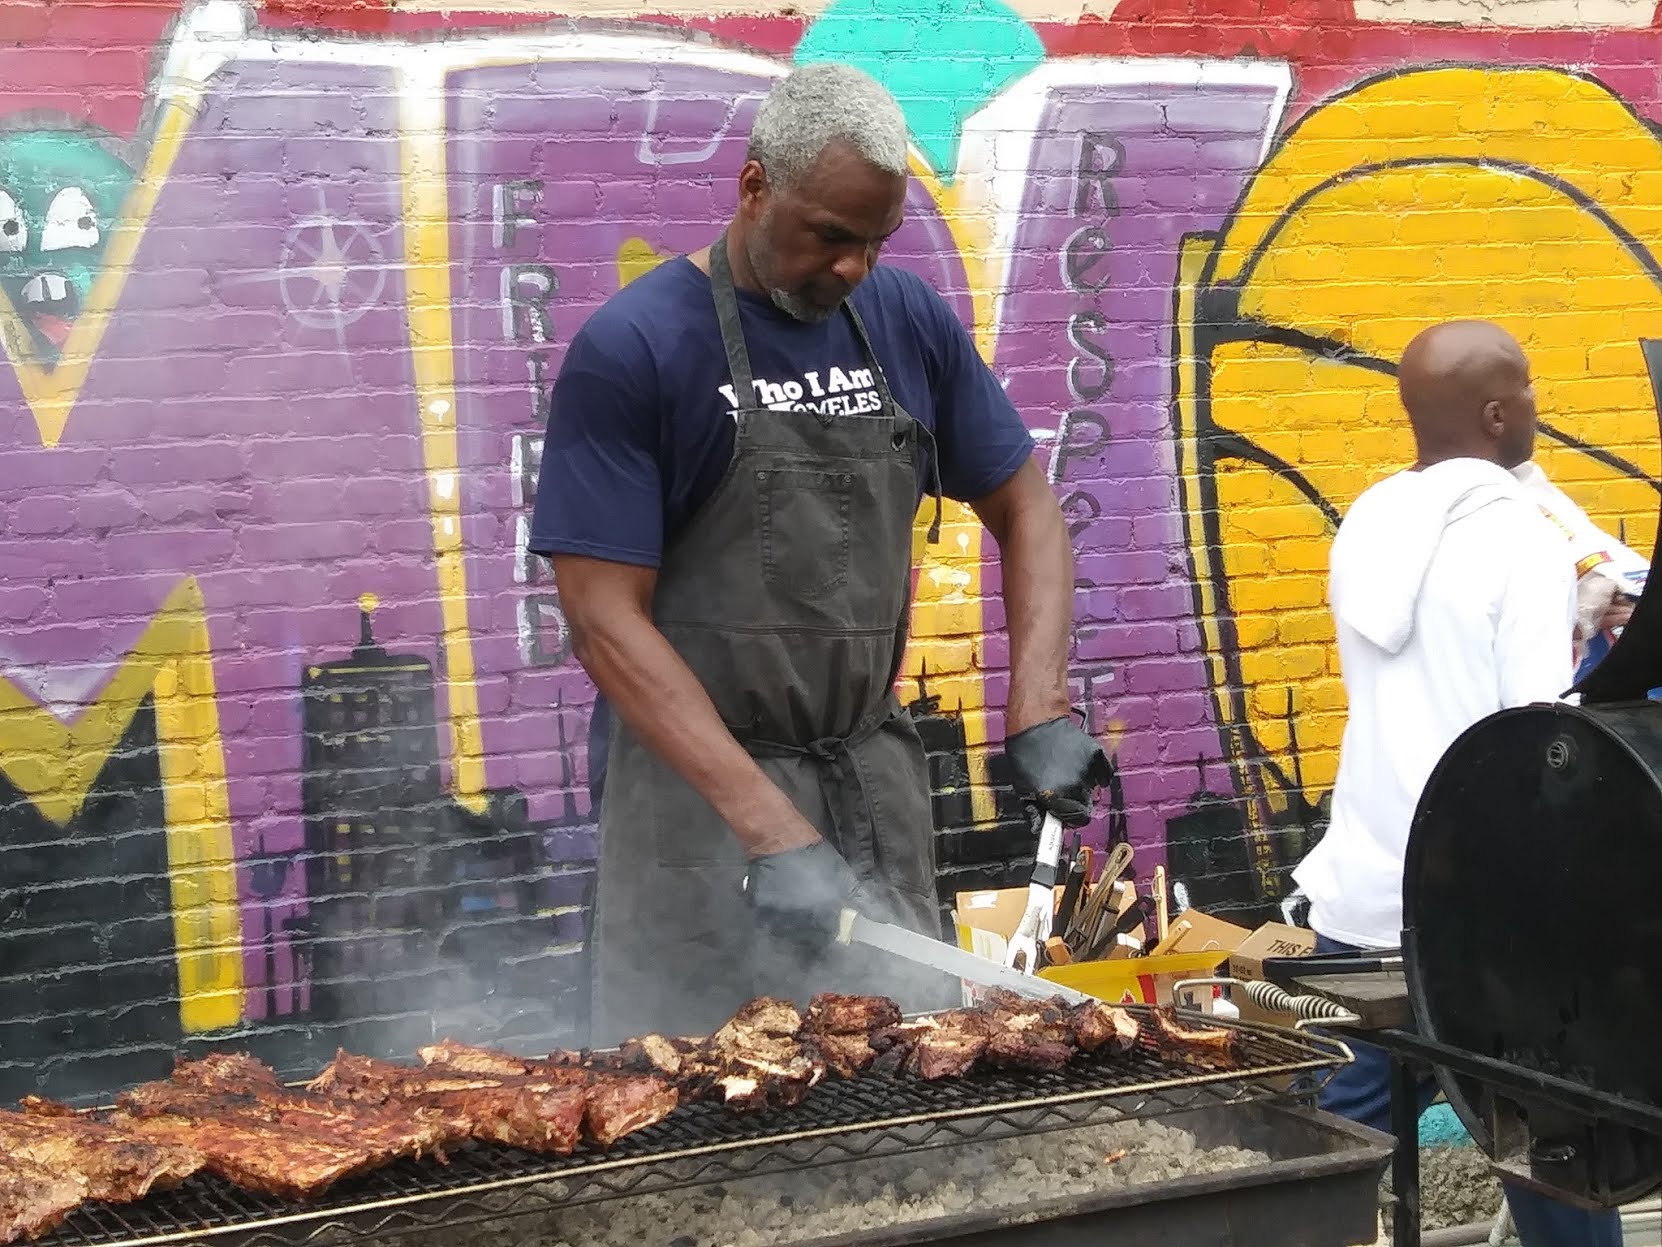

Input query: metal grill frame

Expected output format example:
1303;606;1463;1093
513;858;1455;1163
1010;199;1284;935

29;1009;1351;1247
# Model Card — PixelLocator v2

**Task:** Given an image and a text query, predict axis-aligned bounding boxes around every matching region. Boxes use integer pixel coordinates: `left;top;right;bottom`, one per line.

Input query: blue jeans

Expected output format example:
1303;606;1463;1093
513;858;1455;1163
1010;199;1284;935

1313;936;1623;1247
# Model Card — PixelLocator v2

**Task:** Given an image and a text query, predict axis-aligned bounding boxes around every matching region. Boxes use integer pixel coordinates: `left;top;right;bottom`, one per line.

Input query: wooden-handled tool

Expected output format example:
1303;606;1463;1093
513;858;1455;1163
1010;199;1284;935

1152;864;1170;943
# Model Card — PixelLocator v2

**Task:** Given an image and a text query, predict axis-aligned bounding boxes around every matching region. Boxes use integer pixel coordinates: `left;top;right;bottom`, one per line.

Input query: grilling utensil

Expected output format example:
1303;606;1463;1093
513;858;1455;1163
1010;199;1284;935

1064;841;1134;958
836;908;1093;1005
1053;849;1089;941
1003;811;1067;974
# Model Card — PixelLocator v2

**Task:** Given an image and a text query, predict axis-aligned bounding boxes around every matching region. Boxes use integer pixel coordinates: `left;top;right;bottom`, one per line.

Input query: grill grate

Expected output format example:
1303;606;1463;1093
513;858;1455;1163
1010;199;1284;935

30;1010;1348;1247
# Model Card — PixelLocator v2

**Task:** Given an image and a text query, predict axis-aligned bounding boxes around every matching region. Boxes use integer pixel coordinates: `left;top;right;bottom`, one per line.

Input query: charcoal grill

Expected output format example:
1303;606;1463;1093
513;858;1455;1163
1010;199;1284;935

25;1006;1368;1247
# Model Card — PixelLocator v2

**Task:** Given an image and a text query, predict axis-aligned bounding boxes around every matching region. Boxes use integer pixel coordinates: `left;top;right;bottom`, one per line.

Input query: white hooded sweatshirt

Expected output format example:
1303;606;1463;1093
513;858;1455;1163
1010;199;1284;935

1510;461;1650;659
1293;458;1576;949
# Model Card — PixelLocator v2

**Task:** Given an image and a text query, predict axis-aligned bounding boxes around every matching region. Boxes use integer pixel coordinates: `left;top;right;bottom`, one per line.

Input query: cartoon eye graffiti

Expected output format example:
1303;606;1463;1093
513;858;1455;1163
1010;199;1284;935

0;189;25;254
40;186;98;253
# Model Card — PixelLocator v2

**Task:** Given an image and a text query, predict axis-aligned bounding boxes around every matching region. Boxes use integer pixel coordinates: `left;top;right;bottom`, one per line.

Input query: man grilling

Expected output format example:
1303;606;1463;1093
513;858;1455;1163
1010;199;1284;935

1293;320;1621;1247
530;62;1106;1045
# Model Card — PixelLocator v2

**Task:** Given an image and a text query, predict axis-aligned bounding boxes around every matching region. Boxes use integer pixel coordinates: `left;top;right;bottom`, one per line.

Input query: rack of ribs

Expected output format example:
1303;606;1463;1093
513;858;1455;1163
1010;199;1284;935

110;1054;456;1200
308;1041;677;1152
0;1107;203;1205
417;1042;679;1149
306;1050;589;1155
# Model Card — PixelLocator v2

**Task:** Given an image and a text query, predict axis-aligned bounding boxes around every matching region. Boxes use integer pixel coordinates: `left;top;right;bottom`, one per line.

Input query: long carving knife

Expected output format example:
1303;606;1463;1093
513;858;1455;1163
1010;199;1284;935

836;909;1093;1005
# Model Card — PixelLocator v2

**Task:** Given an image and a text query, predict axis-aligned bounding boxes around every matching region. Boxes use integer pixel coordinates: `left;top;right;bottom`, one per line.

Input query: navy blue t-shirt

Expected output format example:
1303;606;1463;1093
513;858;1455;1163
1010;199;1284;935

530;257;1035;808
528;256;1034;567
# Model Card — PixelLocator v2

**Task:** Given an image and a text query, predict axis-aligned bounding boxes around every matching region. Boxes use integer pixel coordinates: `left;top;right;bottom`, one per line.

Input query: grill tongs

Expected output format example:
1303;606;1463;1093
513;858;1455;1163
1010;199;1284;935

1003;810;1065;974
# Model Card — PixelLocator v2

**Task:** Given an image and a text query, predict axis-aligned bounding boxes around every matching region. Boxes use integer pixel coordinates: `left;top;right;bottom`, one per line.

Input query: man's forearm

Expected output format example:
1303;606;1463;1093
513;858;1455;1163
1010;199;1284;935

990;478;1075;735
571;610;819;857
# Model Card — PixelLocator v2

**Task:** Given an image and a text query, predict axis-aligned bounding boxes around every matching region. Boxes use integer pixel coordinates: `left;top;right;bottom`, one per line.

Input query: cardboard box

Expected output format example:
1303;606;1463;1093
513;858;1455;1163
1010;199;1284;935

953;885;1066;965
1149;909;1251;958
1039;949;1231;1007
1229;922;1318;1026
954;885;1231;1008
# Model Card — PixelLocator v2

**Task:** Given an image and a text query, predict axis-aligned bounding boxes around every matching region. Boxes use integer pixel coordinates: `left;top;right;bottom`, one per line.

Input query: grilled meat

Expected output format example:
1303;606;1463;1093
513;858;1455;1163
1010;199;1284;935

804;1030;877;1078
171;1052;285;1093
980;991;1078;1047
806;993;902;1035
618;1034;687;1079
869;1010;996;1081
911;1010;996;1079
800;993;902;1077
0;1110;203;1204
577;1072;680;1147
111;1110;378;1201
124;1058;458;1161
317;1040;678;1152
113;1056;455;1198
416;1040;529;1079
698;1000;825;1111
421;1041;679;1148
984;1030;1076;1073
0;990;1246;1224
14;1097;74;1119
1149;1008;1241;1065
0;1153;89;1245
724;997;803;1037
308;1050;588;1155
1069;1001;1141;1055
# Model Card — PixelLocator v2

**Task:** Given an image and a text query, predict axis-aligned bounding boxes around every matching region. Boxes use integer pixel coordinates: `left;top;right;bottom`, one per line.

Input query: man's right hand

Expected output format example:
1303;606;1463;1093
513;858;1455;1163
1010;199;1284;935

747;838;860;955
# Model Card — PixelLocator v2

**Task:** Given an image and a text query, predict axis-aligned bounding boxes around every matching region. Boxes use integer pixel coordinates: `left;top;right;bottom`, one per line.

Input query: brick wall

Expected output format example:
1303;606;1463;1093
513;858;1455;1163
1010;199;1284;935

0;0;1657;1102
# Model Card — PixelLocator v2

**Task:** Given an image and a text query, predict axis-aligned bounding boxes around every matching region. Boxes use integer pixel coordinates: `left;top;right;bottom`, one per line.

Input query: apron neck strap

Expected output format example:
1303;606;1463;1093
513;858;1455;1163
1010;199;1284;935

708;227;944;546
708;228;758;407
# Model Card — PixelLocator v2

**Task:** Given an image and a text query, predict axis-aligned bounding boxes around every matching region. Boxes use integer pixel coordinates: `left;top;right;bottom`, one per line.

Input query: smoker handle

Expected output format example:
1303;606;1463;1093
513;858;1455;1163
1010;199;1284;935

1261;952;1402;982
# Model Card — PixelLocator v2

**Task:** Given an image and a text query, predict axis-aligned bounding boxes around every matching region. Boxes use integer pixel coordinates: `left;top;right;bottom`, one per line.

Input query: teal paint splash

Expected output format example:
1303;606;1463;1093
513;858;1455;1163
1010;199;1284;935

795;0;1044;181
1419;1102;1474;1147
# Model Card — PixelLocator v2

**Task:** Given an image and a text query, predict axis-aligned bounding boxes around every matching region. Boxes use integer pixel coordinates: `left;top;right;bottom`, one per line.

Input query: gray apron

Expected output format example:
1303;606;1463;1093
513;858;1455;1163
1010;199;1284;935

588;235;954;1045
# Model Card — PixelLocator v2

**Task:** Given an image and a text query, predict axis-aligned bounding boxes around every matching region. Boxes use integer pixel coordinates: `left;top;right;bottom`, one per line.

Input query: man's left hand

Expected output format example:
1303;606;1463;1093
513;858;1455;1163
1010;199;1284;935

1004;715;1111;827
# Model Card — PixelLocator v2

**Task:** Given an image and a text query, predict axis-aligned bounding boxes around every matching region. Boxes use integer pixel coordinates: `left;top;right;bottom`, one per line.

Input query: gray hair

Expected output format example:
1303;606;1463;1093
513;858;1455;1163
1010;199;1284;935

747;62;911;191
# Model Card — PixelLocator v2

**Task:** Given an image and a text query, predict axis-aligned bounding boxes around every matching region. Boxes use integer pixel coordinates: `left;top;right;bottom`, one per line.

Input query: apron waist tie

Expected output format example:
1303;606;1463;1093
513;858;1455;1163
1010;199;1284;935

736;694;902;877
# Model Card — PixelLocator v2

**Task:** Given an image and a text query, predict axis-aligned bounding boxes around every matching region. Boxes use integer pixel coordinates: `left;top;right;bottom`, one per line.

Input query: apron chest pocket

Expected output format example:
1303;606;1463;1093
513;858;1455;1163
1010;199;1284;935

756;468;853;601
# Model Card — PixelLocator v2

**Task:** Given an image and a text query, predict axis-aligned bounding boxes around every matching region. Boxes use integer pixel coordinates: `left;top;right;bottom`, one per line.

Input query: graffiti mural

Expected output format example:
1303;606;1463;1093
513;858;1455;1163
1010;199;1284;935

1176;64;1662;873
1;0;1659;1102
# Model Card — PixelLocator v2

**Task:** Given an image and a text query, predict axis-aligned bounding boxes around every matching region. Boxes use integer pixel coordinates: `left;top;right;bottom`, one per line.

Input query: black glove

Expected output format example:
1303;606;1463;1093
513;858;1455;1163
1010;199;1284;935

1004;714;1111;828
746;839;860;955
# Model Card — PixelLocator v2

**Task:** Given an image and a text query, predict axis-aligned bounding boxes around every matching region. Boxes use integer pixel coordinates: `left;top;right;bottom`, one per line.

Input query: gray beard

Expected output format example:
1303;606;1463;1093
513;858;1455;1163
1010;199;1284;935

768;286;840;324
745;226;842;324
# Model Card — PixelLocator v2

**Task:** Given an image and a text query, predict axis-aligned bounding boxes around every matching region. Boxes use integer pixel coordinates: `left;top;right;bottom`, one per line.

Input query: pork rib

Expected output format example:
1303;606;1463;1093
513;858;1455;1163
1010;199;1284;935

806;993;903;1036
0;1109;204;1204
416;1041;679;1149
0;1154;89;1245
1149;1007;1242;1065
1069;1001;1142;1056
113;1054;456;1198
110;1111;380;1201
307;1050;587;1156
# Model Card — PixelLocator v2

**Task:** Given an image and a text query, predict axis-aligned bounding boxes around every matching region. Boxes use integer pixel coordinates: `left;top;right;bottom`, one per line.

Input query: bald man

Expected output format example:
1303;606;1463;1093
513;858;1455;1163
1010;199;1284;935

1294;320;1620;1247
